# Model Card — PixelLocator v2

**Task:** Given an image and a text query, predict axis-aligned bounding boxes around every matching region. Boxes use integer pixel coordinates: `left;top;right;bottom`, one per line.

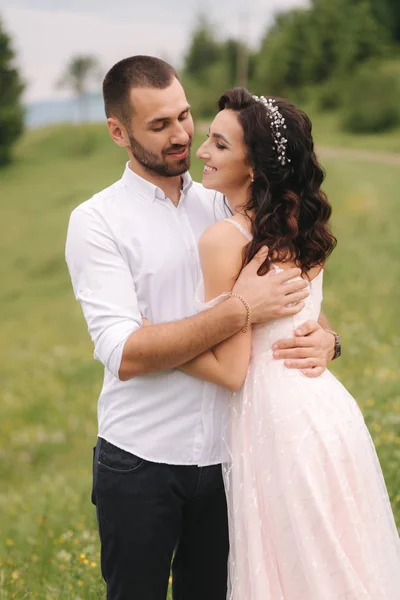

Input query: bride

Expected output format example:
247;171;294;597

178;88;400;598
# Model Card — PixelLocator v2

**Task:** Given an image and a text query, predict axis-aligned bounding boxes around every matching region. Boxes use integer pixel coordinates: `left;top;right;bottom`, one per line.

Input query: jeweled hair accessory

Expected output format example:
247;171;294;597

252;95;290;166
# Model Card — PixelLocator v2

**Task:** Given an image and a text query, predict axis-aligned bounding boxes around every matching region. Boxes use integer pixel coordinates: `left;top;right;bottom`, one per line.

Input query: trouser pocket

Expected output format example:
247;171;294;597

91;439;101;506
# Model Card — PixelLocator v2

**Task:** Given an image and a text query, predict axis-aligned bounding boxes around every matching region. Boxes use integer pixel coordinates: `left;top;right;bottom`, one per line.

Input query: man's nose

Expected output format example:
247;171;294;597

170;122;190;146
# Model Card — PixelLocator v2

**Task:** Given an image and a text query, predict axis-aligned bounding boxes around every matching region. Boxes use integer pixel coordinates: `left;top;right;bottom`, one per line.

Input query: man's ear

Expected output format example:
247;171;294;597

107;117;130;148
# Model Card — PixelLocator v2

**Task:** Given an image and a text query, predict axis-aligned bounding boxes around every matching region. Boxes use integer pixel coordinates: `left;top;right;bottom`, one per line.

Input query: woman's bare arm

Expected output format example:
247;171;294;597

178;221;253;391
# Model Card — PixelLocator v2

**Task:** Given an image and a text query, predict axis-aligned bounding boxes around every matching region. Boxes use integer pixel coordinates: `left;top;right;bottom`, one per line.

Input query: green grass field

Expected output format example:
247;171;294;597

308;110;400;154
1;123;399;599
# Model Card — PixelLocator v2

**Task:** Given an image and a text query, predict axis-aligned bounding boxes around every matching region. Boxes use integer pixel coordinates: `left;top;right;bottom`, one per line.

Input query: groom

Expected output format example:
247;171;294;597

65;55;338;600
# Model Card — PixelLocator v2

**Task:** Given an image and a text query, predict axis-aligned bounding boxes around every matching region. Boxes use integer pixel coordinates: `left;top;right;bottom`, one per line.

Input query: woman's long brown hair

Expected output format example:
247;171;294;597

218;88;337;275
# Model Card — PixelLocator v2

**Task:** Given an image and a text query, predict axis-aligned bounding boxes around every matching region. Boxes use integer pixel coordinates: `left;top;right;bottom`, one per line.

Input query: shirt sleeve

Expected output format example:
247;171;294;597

65;204;141;378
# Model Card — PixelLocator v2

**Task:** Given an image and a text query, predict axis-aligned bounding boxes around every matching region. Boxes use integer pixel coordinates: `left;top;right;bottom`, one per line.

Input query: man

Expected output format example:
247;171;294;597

65;56;339;600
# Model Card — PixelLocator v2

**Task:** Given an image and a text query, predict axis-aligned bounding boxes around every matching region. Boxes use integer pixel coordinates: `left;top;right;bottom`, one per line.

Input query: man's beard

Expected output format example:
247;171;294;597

128;133;191;177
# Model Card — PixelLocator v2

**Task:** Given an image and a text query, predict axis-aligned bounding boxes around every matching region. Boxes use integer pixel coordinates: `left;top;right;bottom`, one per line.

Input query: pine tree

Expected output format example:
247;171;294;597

0;17;24;167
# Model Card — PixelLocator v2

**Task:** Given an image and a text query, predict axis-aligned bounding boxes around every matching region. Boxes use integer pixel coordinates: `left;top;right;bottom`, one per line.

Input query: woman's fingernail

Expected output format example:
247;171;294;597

272;343;277;350
285;360;292;367
274;352;280;359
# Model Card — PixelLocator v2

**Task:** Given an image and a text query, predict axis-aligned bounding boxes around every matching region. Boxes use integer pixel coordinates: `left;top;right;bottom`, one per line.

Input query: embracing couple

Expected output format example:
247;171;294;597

65;56;400;600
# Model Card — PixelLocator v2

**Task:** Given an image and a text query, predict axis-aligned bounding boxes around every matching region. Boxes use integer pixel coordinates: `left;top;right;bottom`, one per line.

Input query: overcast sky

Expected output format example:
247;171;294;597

1;0;308;103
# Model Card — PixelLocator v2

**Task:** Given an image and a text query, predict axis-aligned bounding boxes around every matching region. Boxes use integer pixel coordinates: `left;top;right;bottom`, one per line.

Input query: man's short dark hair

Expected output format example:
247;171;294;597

103;55;179;125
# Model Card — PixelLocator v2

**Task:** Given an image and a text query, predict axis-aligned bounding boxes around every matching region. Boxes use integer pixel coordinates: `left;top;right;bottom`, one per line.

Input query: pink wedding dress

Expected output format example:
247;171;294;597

198;219;400;599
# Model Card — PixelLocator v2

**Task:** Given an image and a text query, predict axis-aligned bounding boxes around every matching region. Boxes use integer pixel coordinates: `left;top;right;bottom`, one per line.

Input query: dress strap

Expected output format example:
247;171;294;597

224;218;253;241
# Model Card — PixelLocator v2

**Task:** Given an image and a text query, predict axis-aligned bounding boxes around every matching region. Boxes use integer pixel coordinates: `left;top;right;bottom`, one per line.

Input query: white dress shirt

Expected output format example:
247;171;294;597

65;163;230;466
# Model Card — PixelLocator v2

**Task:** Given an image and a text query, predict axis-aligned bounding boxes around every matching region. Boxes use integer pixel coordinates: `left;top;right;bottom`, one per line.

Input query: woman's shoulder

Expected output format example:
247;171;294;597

200;215;251;248
228;213;252;230
199;217;251;251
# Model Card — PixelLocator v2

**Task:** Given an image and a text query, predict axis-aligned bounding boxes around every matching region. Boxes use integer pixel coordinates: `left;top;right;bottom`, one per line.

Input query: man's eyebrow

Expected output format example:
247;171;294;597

147;105;191;127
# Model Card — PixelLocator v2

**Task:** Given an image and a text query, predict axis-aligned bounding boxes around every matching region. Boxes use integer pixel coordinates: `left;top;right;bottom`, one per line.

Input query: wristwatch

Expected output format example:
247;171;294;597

326;330;341;361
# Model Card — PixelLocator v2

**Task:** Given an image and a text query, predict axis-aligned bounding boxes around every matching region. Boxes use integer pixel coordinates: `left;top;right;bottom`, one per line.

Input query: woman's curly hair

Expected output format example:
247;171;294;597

218;88;337;275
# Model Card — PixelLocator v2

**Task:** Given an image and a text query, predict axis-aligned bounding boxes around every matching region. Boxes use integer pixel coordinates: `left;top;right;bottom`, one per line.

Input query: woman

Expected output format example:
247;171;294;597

178;89;400;598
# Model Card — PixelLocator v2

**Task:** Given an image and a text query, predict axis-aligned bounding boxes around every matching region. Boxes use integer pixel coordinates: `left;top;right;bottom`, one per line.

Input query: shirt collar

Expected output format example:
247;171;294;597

121;162;193;202
181;171;193;195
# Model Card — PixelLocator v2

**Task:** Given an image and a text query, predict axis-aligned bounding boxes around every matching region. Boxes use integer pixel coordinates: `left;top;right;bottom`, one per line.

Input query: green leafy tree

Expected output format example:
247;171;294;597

183;18;258;117
222;38;256;89
308;0;387;79
253;0;389;96
222;38;242;87
346;0;400;43
254;9;312;95
0;17;24;167
341;59;400;132
183;17;223;82
57;54;101;122
385;0;400;42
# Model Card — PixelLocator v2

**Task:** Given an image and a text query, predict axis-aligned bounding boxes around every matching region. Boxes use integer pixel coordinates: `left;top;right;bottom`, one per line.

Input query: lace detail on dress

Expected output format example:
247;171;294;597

224;218;253;241
194;280;230;312
221;265;400;599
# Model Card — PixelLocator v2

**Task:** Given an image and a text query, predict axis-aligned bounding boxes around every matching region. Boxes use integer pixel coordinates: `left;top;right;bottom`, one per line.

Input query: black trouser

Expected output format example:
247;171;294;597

92;437;229;600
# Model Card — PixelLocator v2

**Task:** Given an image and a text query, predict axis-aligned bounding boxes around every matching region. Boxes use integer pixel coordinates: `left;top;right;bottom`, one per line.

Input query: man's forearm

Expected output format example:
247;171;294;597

119;297;246;380
318;312;336;361
318;312;333;331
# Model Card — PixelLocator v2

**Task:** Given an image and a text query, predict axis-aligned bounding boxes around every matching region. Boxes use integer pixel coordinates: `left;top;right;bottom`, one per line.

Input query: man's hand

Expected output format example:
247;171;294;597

233;247;310;323
272;320;335;378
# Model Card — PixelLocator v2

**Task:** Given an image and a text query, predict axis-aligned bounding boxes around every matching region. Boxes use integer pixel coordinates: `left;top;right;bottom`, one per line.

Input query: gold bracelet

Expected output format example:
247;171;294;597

230;292;252;333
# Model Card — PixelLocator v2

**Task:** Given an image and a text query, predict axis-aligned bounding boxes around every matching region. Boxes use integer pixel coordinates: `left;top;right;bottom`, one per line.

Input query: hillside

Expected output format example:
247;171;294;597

0;123;399;598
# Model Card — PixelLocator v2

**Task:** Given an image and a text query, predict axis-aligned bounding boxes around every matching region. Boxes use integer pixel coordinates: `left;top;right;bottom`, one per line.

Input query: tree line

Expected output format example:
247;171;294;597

182;0;400;134
1;0;399;166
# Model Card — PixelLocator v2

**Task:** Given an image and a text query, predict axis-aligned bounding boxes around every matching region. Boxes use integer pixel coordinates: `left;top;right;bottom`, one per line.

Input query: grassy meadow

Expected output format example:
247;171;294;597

0;121;400;599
